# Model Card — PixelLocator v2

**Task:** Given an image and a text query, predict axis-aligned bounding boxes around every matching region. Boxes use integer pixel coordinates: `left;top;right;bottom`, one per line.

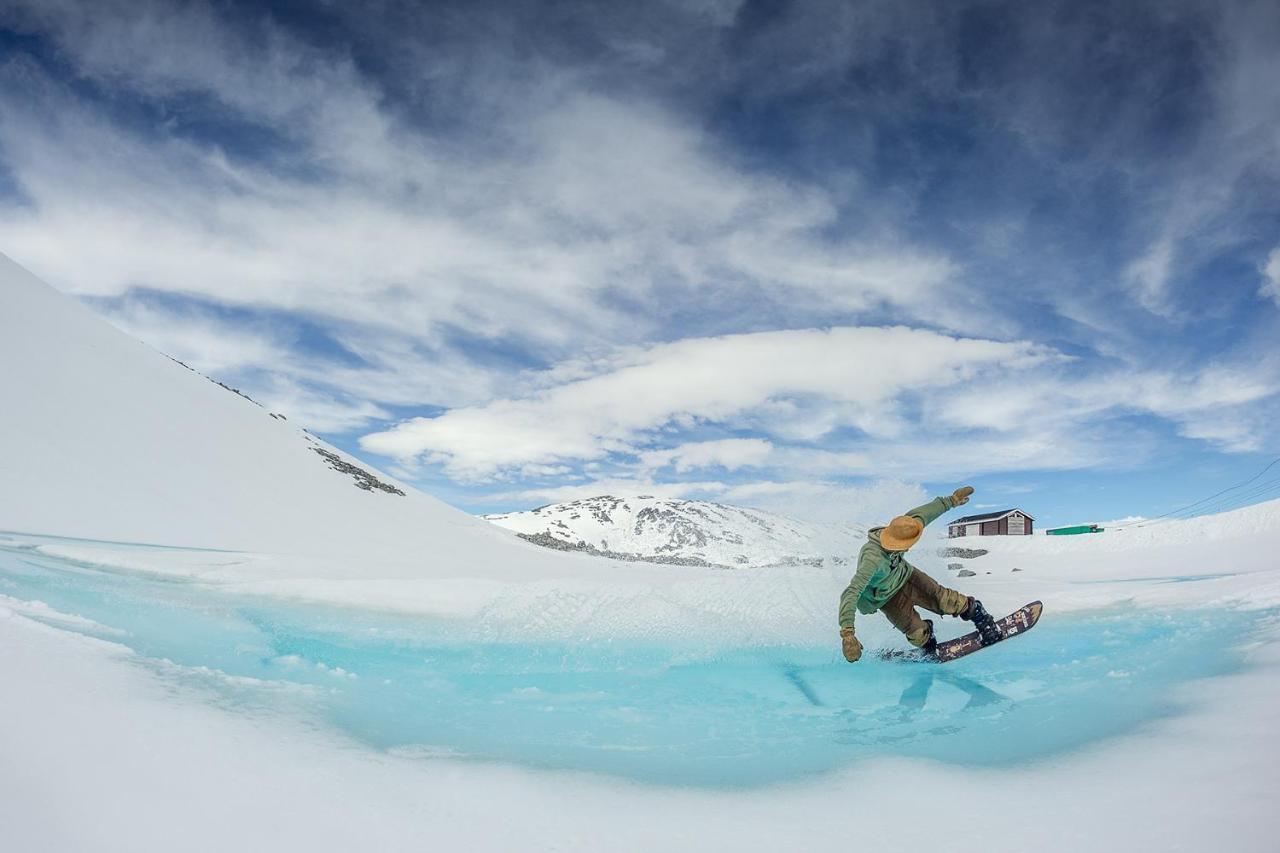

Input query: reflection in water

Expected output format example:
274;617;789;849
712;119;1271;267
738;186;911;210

900;670;1008;711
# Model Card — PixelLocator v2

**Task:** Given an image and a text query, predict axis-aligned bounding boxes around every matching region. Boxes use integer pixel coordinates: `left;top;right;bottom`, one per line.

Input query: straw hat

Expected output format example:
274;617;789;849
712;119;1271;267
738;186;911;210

879;515;924;551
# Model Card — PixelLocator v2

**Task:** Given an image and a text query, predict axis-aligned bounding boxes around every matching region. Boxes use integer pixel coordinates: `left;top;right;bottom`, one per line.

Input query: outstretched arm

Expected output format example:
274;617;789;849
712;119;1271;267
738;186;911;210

906;486;974;528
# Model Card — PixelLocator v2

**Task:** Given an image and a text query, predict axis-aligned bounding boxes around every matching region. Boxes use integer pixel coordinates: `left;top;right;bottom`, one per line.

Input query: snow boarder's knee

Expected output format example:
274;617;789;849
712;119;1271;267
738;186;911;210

905;620;933;648
938;587;969;616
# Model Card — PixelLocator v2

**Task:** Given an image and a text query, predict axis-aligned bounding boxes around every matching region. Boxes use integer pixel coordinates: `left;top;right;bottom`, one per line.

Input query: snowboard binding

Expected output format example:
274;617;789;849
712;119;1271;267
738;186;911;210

963;598;1002;646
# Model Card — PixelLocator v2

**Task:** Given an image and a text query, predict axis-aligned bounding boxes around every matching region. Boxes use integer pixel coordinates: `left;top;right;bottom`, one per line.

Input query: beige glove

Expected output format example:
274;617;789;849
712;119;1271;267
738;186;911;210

840;627;863;663
951;485;974;506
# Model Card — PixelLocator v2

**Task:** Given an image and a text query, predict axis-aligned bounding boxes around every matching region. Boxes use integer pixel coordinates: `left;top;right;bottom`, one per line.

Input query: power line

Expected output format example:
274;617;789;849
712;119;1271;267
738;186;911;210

1189;475;1280;516
1160;479;1280;523
1114;455;1280;530
1122;480;1280;530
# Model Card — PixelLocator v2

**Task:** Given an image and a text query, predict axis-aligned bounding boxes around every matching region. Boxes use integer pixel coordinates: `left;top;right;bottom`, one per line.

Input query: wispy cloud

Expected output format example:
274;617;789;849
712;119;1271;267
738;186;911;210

362;320;1278;492
1262;249;1280;308
636;438;774;474
0;5;961;329
359;326;1052;479
719;479;928;526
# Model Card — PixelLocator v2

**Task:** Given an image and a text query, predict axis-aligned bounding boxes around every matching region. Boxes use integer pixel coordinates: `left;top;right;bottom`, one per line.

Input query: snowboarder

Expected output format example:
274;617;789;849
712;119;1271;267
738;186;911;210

839;486;1001;662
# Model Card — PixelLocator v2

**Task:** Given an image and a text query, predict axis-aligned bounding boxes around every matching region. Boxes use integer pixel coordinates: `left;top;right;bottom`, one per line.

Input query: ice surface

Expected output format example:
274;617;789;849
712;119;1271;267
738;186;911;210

2;538;1267;788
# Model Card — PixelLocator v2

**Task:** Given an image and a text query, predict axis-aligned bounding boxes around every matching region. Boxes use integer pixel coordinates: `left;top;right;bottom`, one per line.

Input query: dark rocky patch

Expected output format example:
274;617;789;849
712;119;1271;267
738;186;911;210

311;447;405;496
940;547;988;559
514;532;717;567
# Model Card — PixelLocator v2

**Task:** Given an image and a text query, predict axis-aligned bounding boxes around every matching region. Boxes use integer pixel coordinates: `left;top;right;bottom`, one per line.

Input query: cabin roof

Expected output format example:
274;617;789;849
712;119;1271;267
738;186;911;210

952;508;1035;524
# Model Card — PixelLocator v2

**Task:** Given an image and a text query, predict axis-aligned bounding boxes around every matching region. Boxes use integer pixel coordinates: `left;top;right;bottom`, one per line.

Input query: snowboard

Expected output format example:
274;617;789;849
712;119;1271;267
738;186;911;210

879;601;1043;663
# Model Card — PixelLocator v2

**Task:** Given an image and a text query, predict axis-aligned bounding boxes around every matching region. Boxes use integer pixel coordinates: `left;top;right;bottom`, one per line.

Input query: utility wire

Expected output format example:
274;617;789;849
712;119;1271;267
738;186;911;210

1114;455;1280;530
1162;473;1280;518
1122;480;1280;529
1155;482;1280;524
1185;475;1280;517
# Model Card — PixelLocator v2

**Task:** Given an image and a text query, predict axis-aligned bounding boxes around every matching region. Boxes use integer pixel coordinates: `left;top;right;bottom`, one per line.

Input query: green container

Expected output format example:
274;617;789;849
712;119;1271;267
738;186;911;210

1046;524;1103;536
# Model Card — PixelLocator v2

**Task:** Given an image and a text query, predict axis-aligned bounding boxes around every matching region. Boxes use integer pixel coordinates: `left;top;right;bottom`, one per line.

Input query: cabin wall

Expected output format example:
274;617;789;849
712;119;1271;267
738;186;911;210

949;511;1035;537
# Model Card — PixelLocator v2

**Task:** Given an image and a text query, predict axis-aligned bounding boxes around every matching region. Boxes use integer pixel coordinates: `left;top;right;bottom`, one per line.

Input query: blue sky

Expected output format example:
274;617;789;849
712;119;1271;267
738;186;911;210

2;0;1279;526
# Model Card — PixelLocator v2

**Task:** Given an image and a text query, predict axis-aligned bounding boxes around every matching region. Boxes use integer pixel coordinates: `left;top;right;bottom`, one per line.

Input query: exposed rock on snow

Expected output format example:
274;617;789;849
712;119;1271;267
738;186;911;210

310;446;405;496
486;495;865;569
511;531;719;567
940;547;989;559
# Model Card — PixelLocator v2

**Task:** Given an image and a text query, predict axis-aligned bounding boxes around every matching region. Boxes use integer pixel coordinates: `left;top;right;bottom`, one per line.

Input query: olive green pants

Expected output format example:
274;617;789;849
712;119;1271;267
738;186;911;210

881;568;970;647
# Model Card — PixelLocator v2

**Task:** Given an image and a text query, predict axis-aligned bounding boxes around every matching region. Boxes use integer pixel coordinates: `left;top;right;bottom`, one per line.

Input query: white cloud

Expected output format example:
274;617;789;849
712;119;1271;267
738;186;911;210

1262;248;1280;308
363;324;1279;485
87;291;509;430
1174;418;1260;454
94;296;288;377
250;378;391;435
359;326;1050;479
1116;0;1280;322
0;3;967;395
481;478;730;507
1124;238;1176;317
636;438;773;473
3;0;1276;507
926;363;1279;455
721;479;929;526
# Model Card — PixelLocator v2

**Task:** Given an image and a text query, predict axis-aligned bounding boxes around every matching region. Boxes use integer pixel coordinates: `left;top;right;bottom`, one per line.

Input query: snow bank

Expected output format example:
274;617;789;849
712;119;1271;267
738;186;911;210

958;496;1280;554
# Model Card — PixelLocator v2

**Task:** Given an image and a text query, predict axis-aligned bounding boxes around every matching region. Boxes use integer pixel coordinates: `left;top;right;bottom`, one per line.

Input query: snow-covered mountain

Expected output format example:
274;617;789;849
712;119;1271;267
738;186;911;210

486;495;866;569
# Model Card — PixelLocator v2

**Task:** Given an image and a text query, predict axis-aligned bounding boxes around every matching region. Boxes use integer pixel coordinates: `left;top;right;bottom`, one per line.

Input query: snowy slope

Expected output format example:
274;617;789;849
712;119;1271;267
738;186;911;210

486;495;866;569
978;496;1280;551
0;253;594;581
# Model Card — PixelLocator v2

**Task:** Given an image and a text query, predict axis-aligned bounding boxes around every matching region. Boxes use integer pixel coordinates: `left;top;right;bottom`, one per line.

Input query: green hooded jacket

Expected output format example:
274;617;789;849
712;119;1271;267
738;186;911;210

838;496;959;631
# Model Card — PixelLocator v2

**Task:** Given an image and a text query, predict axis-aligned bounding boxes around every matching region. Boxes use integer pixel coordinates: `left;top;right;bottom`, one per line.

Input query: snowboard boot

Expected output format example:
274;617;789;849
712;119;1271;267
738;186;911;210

962;597;1001;646
920;619;939;659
